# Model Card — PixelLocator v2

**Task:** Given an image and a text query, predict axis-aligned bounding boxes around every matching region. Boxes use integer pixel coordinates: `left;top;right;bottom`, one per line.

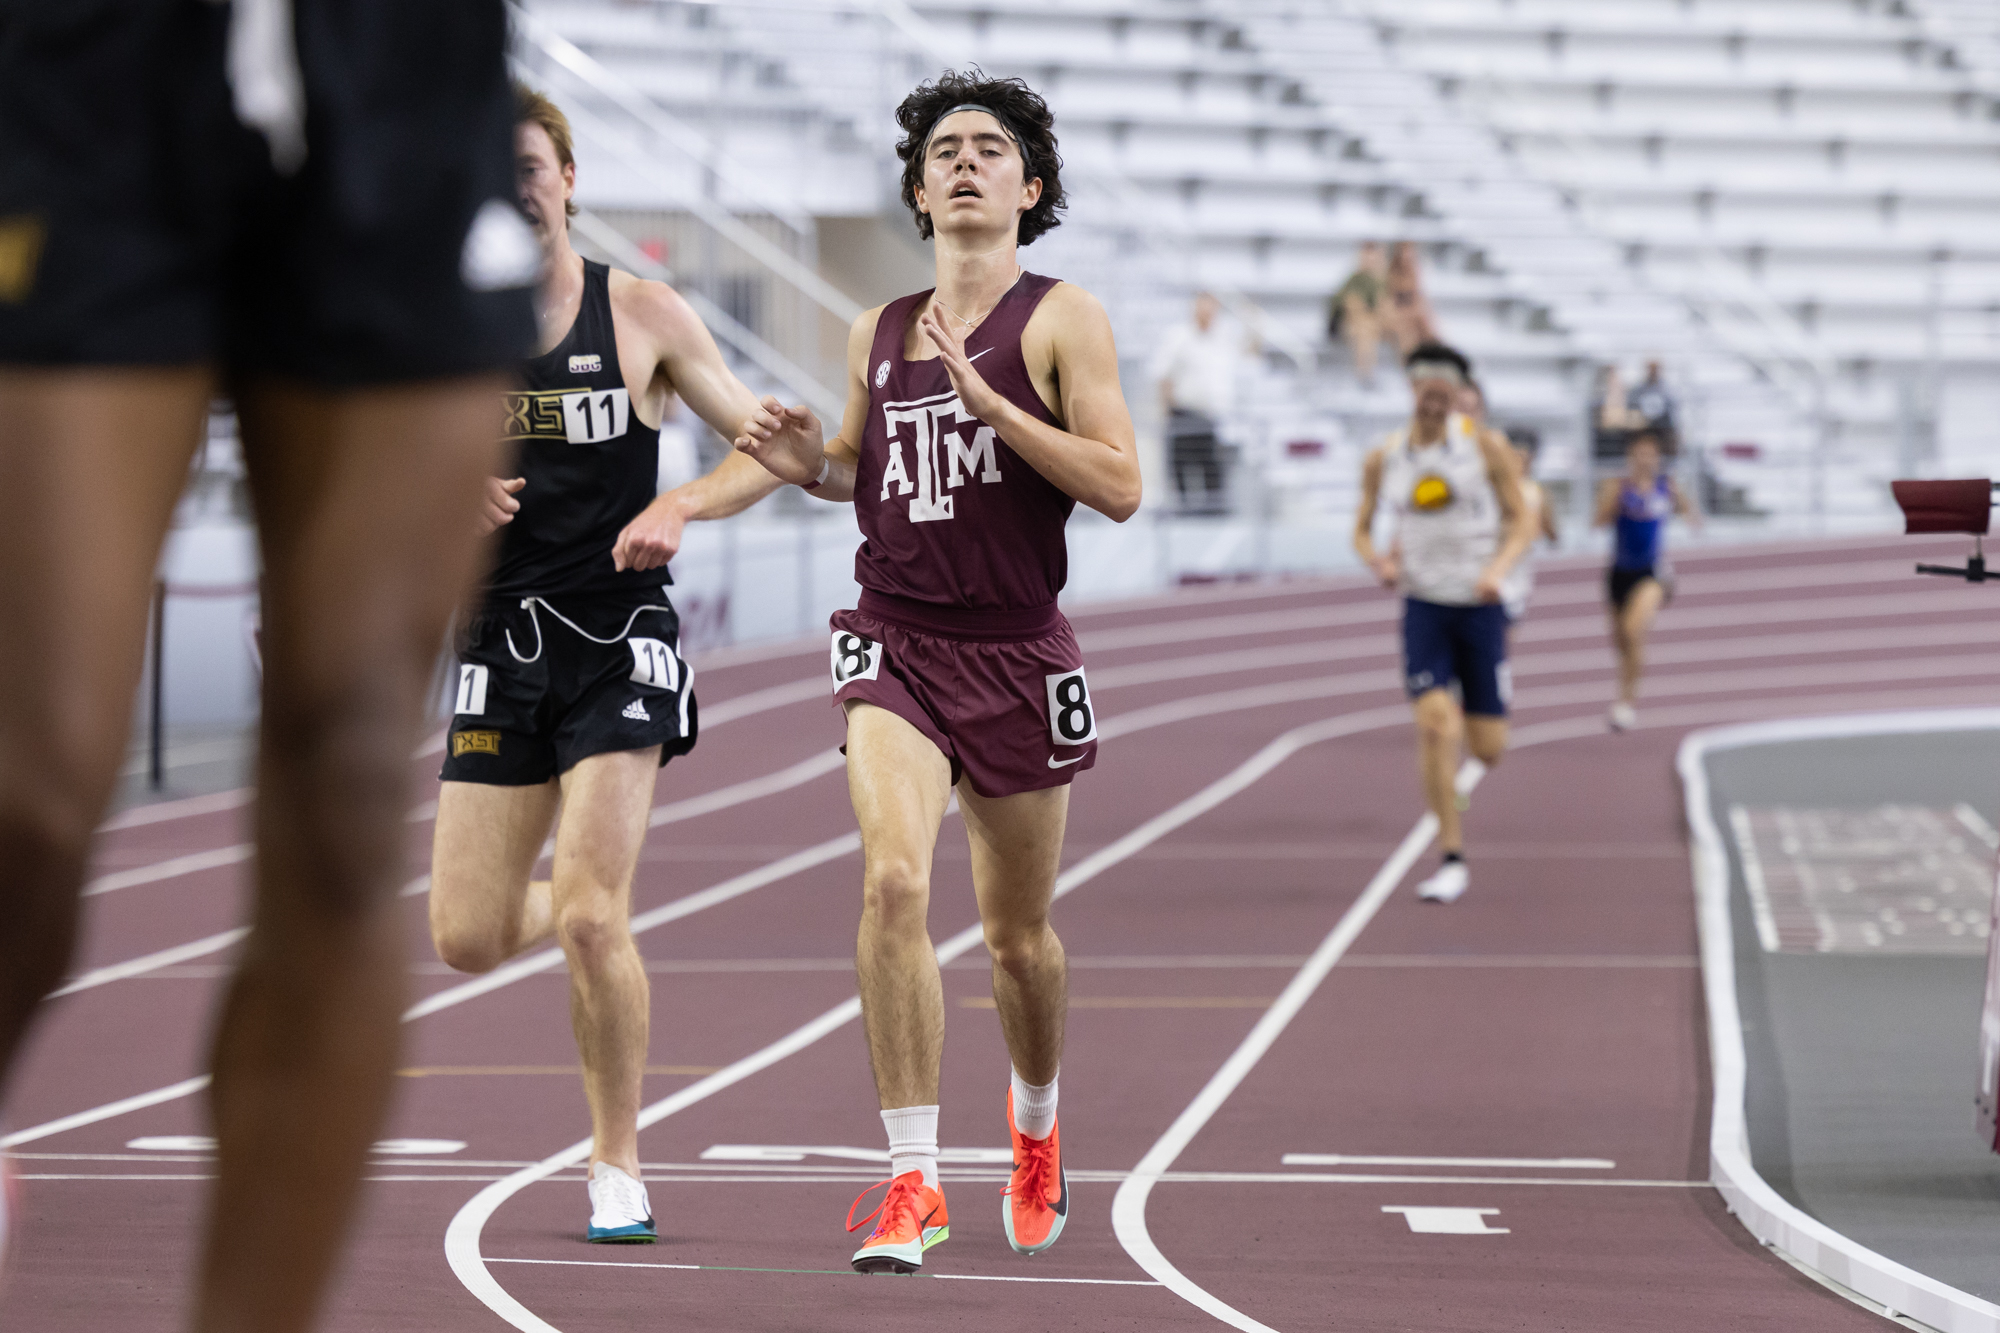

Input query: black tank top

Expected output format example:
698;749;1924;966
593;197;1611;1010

489;260;662;601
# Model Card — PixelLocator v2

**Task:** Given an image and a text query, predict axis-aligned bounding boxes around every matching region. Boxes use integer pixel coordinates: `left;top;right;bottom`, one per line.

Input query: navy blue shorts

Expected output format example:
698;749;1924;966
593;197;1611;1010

1402;598;1511;717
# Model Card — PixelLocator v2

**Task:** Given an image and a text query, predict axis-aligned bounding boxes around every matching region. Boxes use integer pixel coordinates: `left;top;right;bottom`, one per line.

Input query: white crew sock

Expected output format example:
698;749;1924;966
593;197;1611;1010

1010;1067;1059;1141
881;1104;939;1189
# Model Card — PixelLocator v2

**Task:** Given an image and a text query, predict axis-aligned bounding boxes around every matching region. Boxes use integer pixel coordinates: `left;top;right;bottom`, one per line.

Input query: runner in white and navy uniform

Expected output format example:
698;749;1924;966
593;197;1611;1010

426;88;795;1245
1354;342;1536;903
1593;428;1700;731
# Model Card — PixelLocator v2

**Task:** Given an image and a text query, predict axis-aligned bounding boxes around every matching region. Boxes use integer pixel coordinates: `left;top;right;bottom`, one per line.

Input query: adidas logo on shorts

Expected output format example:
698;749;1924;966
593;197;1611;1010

622;699;651;722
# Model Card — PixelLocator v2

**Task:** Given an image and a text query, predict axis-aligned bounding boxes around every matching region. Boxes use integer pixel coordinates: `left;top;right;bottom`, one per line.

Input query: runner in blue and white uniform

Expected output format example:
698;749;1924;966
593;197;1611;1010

1355;342;1537;903
1593;429;1699;731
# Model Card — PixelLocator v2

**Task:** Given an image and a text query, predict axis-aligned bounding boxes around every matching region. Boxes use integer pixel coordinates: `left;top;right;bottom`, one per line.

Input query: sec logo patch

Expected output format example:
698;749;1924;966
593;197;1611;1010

875;359;891;388
1411;473;1454;511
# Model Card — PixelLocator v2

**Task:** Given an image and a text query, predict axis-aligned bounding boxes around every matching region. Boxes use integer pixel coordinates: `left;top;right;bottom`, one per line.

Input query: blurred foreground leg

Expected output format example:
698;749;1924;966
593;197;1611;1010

193;377;505;1333
0;368;210;1094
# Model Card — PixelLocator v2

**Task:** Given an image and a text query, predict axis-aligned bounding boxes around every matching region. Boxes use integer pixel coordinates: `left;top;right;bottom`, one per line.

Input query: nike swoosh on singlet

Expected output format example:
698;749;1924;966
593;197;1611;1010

968;348;993;362
1047;755;1084;769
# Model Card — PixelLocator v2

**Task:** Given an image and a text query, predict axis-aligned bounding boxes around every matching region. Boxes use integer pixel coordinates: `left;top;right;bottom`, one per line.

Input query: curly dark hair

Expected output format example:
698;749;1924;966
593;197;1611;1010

895;70;1066;246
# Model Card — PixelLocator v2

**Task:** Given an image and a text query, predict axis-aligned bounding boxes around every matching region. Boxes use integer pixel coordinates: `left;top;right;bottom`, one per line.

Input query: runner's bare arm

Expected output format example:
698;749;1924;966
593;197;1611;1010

1592;477;1622;528
734;307;879;504
918;284;1142;522
1670;475;1704;531
1475;432;1536;600
1353;446;1396;587
608;275;785;571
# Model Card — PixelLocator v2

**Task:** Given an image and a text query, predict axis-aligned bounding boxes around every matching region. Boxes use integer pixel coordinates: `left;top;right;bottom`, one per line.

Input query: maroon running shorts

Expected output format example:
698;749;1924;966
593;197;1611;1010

829;597;1097;799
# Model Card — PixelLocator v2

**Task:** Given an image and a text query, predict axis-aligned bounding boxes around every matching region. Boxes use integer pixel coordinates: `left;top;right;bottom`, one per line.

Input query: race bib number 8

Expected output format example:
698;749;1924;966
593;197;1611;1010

1045;668;1097;746
830;631;883;688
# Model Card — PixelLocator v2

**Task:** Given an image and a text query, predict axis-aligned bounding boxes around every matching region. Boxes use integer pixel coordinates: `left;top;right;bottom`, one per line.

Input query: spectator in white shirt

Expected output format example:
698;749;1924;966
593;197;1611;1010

1151;292;1244;512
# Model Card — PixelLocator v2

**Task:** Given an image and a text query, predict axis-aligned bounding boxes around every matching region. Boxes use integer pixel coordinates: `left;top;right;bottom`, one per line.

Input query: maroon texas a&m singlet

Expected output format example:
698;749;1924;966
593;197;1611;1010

852;273;1073;632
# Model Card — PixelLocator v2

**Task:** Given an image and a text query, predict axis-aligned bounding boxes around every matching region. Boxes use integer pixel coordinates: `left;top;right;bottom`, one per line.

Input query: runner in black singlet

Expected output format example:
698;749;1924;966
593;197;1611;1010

426;87;796;1246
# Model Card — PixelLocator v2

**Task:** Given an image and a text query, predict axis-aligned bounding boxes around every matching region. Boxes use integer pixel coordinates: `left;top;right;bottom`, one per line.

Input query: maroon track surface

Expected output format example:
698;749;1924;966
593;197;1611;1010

8;534;1991;1331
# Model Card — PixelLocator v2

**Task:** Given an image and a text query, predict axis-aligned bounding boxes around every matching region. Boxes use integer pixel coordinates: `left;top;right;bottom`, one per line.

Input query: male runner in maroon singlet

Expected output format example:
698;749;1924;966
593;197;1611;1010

736;72;1141;1274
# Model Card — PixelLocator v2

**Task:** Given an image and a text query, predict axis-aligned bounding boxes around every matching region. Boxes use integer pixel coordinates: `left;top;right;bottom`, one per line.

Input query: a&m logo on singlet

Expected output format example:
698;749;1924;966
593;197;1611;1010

1410;473;1454;511
503;387;632;445
878;390;1003;523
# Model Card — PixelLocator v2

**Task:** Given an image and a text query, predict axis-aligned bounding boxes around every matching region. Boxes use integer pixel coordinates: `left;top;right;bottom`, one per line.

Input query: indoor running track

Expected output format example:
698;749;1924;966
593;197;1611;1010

7;533;1989;1332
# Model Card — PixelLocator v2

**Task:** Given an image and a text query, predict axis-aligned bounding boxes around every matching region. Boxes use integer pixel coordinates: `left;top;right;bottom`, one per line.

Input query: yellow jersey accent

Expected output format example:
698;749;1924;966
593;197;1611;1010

501;390;573;444
0;215;48;304
452;730;502;757
1410;473;1454;512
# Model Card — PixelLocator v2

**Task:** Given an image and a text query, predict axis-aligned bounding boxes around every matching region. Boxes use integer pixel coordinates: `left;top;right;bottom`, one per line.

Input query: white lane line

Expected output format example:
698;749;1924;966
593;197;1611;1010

1;1077;212;1148
401;834;860;1021
99;788;253;832
443;701;1432;1330
1108;765;1473;1332
647;748;844;829
484;1256;1162;1285
50;928;251;998
84;844;252;898
1280;1154;1614;1169
1953;802;2000;851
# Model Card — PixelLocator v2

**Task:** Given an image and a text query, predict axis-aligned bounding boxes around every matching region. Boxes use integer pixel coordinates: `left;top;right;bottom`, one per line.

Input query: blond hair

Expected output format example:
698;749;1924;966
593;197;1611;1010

514;84;578;218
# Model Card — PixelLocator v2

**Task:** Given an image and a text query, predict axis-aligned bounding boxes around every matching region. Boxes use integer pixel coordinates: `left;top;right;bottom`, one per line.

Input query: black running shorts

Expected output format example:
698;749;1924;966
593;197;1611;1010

0;0;534;382
441;590;700;787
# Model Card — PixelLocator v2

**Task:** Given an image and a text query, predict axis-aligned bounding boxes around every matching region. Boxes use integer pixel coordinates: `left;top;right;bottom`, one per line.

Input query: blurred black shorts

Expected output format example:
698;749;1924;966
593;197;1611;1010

0;0;535;384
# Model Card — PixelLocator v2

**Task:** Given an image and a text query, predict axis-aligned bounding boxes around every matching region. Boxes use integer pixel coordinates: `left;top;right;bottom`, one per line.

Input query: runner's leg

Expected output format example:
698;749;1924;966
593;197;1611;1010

549;746;662;1179
0;368;210;1090
1617;578;1666;706
1412;687;1464;854
1465;717;1509;769
429;779;561;973
960;783;1069;1085
846;702;953;1109
195;376;506;1333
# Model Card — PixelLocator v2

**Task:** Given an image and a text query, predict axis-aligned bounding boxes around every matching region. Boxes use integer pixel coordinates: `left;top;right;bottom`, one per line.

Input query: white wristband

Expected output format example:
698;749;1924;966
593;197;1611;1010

802;456;832;491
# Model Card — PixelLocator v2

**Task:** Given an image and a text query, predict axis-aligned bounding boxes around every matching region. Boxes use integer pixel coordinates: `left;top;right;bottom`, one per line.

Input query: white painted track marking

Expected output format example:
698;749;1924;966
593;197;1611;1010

1108;763;1472;1332
401;834;860;1020
50;927;251;997
1281;1154;1614;1169
646;747;844;828
84;844;251;897
1;1077;212;1148
98;788;252;832
483;1256;1162;1285
1382;1206;1509;1235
